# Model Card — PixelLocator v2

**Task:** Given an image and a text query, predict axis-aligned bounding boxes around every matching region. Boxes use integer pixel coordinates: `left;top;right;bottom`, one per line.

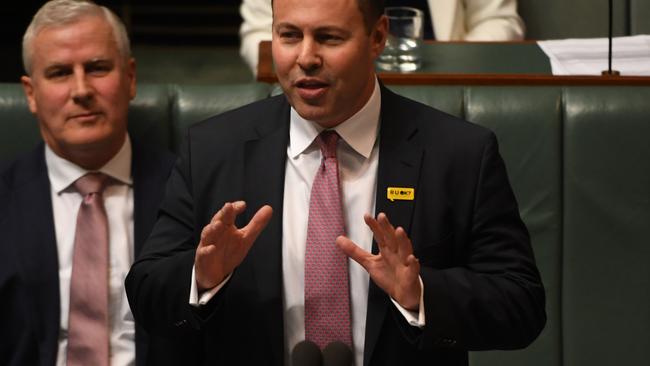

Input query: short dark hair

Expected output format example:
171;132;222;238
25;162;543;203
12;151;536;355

271;0;385;34
357;0;385;33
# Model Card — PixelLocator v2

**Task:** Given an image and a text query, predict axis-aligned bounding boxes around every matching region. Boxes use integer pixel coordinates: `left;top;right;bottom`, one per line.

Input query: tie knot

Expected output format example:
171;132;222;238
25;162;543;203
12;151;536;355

73;172;109;196
316;130;339;159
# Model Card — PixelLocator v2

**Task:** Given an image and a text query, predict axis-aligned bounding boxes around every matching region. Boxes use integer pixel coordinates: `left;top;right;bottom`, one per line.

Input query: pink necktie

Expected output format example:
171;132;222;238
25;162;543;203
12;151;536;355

304;131;352;349
67;172;110;366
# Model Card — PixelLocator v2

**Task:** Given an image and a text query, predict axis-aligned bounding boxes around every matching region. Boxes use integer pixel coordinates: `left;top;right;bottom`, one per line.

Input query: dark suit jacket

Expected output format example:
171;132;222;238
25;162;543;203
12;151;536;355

0;141;199;366
126;86;546;365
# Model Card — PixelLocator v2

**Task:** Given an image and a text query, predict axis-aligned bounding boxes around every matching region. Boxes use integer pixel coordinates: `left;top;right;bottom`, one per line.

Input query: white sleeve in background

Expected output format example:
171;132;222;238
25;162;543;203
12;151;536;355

430;0;524;41
239;0;274;75
463;0;525;40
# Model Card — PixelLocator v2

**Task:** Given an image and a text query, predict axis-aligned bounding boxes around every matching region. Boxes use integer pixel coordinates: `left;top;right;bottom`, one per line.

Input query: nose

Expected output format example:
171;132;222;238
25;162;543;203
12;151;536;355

296;39;322;72
71;69;93;105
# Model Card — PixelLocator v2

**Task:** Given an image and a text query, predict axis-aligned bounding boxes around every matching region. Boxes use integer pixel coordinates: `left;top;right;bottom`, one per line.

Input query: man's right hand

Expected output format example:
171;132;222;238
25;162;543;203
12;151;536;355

195;201;273;291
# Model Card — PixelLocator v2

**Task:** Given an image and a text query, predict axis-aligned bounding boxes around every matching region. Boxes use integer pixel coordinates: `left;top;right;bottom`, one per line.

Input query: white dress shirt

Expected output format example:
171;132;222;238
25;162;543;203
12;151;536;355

46;136;136;366
191;79;424;366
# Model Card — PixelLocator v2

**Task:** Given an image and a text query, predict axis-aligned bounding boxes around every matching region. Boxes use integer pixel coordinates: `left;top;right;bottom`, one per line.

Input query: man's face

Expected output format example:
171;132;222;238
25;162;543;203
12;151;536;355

272;0;386;128
21;15;135;164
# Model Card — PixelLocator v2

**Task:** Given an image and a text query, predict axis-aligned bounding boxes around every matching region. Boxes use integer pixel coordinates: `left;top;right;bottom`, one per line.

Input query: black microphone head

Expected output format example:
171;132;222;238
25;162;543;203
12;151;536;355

322;341;353;366
292;340;323;366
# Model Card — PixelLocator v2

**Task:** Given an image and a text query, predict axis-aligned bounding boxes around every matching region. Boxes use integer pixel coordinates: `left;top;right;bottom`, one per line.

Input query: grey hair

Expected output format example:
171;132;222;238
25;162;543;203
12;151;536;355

22;0;131;75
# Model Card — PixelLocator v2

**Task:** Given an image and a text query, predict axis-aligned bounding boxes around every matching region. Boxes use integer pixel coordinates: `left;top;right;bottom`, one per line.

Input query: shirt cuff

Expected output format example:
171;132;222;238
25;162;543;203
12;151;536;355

189;266;232;307
390;276;426;328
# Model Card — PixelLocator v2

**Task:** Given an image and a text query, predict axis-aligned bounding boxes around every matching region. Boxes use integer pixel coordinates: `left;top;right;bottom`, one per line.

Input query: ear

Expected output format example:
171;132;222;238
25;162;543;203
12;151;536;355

20;75;38;114
127;57;137;100
370;15;389;59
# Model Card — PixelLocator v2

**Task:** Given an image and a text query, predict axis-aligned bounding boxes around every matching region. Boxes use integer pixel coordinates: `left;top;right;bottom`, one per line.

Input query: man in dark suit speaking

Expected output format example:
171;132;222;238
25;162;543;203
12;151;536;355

0;1;199;365
126;0;546;365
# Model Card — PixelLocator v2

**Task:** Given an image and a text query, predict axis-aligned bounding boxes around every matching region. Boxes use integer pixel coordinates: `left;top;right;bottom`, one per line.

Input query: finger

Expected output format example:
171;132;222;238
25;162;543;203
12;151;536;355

198;221;226;247
406;254;420;269
210;202;230;224
394;226;414;261
336;235;372;269
241;205;274;245
209;201;246;225
364;213;386;245
372;212;399;254
220;201;246;226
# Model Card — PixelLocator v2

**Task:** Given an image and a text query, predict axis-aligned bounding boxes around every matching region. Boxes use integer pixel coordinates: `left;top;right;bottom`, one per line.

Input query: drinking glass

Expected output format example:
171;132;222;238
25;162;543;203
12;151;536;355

376;7;424;72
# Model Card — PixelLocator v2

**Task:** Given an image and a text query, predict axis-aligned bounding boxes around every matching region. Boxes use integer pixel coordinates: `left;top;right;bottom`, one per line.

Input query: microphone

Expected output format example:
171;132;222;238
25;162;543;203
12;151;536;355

291;340;323;366
322;341;354;366
602;0;620;75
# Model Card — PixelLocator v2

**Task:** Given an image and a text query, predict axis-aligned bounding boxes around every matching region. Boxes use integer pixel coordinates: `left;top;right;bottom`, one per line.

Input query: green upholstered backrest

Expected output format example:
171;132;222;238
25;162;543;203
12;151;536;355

465;87;563;366
563;87;650;365
0;83;40;161
128;83;174;149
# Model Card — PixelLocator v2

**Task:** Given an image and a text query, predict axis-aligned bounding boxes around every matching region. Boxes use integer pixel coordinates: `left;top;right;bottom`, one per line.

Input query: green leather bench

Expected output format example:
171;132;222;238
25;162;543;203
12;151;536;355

1;82;648;366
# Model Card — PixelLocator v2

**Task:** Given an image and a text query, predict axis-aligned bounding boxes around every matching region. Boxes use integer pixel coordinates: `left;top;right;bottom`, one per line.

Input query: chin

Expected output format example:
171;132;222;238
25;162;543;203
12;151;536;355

67;129;119;148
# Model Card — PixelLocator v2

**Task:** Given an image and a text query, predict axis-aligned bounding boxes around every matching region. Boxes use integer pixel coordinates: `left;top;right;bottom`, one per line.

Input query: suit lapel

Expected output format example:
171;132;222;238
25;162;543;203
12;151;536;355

11;145;61;365
243;99;291;365
364;87;423;365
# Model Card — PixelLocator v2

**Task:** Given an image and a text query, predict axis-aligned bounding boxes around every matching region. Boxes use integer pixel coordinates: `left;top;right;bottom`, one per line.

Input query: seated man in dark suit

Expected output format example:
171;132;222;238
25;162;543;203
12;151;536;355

126;0;545;365
0;1;199;365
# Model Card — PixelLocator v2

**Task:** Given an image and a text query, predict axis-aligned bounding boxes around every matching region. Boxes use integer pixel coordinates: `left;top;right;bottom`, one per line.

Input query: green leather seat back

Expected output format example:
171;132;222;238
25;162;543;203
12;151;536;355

465;87;563;366
563;87;650;365
172;83;272;152
128;83;173;149
0;83;40;162
518;0;627;39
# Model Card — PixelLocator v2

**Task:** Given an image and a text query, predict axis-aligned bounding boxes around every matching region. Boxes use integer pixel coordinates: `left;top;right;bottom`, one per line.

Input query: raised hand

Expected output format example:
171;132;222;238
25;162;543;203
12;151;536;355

336;212;421;311
195;201;273;291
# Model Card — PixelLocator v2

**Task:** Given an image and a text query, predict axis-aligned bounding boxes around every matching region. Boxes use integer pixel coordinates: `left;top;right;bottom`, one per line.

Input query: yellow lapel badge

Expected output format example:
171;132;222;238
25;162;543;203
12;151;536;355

387;187;415;202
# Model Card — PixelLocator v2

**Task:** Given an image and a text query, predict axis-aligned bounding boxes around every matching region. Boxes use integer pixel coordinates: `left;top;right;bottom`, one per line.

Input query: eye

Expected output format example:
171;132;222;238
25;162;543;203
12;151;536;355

316;33;344;44
279;30;302;42
86;61;113;75
44;67;72;79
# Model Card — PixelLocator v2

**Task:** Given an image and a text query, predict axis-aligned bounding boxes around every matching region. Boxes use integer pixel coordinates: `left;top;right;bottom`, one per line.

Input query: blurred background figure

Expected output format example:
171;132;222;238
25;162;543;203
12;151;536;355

239;0;524;74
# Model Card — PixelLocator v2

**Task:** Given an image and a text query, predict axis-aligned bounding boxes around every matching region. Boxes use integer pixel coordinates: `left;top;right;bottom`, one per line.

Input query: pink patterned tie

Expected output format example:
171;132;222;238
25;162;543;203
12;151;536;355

67;172;110;366
304;131;352;349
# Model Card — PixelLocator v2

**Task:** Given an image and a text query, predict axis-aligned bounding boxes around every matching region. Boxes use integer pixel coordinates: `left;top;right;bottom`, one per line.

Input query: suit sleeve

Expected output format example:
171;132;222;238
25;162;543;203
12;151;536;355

417;132;546;351
125;135;207;337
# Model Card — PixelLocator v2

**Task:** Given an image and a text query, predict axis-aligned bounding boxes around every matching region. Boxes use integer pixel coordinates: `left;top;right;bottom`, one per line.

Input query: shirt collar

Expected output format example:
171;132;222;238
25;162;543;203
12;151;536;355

288;77;380;159
45;134;133;194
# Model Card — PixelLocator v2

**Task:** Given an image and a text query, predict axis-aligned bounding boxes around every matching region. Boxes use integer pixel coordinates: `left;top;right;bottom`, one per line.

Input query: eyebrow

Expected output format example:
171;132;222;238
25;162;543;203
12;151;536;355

273;22;348;34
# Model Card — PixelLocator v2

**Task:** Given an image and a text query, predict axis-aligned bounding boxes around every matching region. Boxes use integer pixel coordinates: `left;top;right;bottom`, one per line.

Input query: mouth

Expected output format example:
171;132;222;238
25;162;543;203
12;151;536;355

294;78;329;100
68;112;102;122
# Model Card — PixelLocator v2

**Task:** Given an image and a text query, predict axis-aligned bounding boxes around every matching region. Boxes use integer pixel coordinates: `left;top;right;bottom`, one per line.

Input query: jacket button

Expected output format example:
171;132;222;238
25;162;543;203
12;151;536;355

440;338;456;346
174;319;187;327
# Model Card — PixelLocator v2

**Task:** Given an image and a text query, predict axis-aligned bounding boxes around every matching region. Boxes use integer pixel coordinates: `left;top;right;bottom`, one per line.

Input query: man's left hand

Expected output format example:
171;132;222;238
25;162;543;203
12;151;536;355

336;212;421;311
